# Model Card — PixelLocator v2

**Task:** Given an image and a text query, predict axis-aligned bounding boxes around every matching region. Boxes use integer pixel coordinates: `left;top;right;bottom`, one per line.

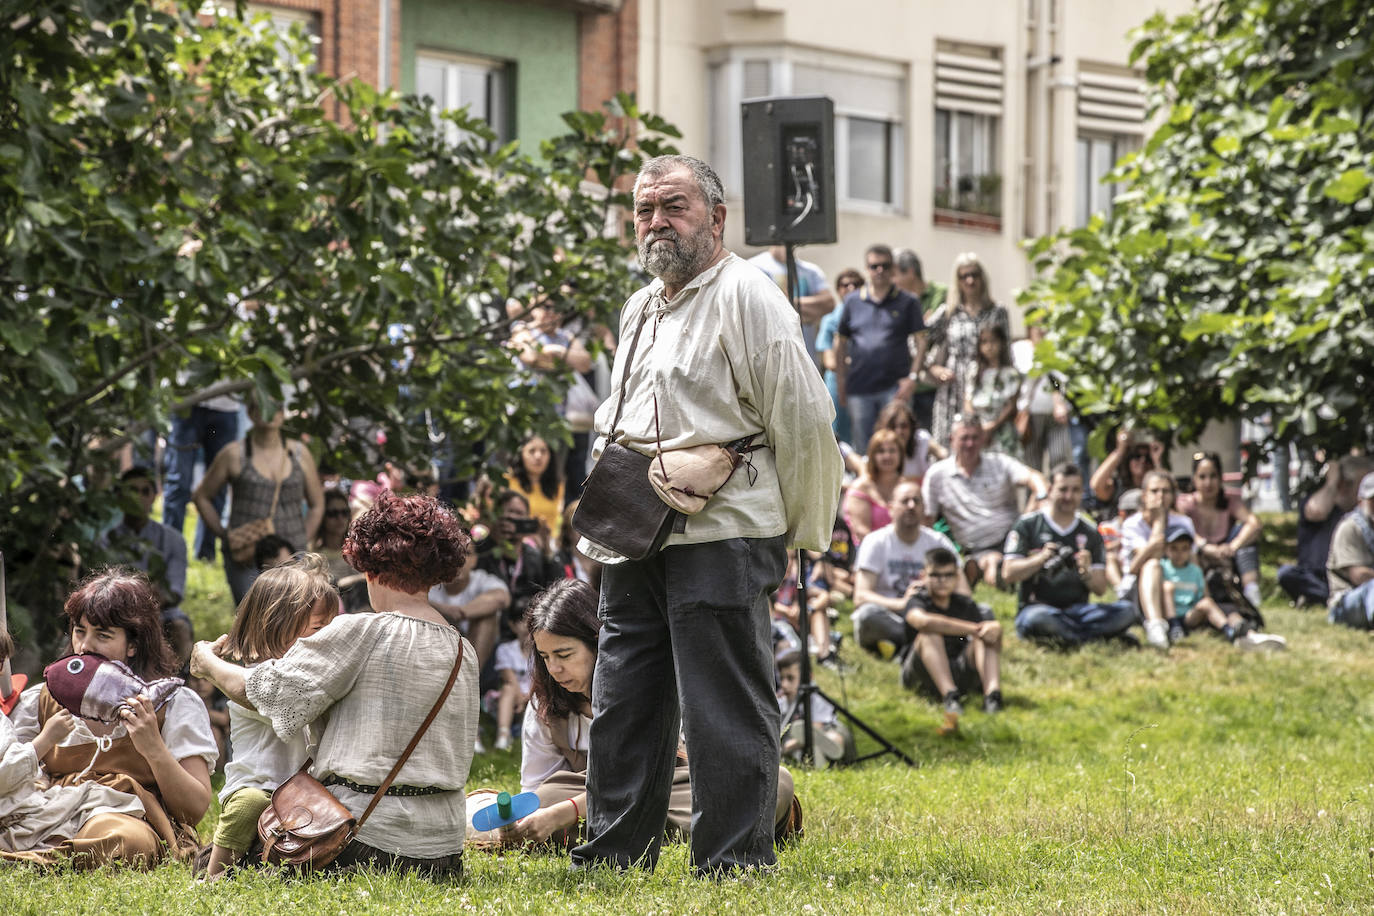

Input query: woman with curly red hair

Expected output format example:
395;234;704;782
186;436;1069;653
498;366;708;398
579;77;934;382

192;491;478;879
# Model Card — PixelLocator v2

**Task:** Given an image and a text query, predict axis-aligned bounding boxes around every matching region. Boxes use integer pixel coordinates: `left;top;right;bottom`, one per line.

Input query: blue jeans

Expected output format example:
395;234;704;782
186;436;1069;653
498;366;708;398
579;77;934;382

163;406;239;561
1329;580;1374;630
823;371;852;446
574;537;785;875
1015;600;1138;648
847;384;899;450
1277;564;1327;605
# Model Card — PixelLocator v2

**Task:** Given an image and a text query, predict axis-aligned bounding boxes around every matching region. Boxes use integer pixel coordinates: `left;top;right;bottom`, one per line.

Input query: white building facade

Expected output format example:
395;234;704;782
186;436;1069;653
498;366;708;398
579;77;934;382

637;0;1193;329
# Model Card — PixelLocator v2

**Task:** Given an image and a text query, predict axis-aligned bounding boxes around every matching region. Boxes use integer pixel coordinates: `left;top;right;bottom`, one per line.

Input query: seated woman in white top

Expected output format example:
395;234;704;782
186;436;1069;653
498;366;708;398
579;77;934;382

502;579;799;849
3;571;216;869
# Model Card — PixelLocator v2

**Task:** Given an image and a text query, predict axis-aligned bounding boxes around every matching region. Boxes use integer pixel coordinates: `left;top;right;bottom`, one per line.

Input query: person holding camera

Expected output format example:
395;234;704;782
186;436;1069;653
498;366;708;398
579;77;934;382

1002;462;1137;648
477;489;560;616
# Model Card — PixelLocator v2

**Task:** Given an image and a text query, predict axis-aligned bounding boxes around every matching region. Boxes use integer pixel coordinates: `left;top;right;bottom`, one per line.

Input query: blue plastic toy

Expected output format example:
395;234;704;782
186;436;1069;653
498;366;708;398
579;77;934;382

471;790;541;831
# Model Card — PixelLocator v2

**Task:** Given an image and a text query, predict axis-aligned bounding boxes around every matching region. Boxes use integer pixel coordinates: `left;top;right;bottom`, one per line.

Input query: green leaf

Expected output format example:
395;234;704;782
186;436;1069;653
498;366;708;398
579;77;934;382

1322;169;1371;204
1210;135;1240;156
33;346;78;395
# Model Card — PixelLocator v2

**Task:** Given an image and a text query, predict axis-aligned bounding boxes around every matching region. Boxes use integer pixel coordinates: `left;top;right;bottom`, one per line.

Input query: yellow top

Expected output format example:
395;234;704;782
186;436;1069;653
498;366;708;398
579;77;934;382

505;473;563;535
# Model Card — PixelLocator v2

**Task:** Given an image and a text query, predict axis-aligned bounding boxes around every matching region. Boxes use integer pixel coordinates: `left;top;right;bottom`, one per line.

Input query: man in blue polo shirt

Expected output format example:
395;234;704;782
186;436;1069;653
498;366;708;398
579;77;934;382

833;243;926;447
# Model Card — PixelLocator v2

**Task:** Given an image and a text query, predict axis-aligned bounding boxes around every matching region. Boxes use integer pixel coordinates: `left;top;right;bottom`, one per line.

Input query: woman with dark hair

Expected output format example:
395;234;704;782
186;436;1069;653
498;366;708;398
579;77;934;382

192;492;478;879
1175;451;1265;607
873;400;946;481
314;488;367;612
193;399;324;605
499;579;798;849
1090;426;1165;515
505;435;564;536
4;570;216;868
815;268;863;445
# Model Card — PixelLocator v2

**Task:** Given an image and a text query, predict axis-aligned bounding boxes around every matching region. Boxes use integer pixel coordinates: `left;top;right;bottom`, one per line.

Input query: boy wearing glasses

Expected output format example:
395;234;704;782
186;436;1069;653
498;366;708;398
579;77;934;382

899;546;1004;718
851;478;964;659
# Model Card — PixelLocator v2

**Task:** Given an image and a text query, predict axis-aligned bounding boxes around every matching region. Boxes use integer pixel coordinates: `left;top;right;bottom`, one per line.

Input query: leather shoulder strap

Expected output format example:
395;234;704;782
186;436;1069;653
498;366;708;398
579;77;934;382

355;631;465;828
609;296;659;439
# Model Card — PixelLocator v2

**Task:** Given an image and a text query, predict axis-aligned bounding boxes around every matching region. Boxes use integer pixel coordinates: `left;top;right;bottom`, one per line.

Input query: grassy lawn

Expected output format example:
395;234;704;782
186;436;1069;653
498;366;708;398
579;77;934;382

3;513;1370;913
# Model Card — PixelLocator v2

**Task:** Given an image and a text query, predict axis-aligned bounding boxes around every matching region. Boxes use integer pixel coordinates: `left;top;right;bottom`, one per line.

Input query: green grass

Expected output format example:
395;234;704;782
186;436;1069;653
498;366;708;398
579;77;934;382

4;512;1372;913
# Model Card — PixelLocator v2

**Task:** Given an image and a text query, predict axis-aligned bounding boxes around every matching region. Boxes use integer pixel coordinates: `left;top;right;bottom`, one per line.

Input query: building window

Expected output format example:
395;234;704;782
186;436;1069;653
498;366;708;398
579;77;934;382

933;110;1000;217
244;3;320;71
708;48;906;211
415;52;512;147
1074;65;1146;226
1075;134;1134;226
933;42;1003;227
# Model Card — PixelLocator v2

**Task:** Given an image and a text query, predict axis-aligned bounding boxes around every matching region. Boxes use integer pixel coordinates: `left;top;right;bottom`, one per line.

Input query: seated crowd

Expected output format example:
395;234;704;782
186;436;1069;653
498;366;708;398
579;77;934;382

0;241;1363;879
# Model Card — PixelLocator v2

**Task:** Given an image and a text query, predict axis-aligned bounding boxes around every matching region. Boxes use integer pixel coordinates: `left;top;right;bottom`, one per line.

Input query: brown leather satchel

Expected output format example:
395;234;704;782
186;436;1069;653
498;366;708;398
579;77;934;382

257;632;466;872
255;760;355;871
574;298;681;561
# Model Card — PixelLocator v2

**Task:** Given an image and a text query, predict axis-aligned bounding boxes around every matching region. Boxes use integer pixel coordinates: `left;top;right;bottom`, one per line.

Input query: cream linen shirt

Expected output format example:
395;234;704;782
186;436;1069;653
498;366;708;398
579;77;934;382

579;252;842;563
246;612;478;858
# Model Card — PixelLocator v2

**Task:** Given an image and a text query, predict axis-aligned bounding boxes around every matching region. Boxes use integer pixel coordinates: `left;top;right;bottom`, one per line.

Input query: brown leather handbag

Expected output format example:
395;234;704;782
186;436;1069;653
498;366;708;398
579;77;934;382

574;299;681;561
257;633;466;872
226;445;291;565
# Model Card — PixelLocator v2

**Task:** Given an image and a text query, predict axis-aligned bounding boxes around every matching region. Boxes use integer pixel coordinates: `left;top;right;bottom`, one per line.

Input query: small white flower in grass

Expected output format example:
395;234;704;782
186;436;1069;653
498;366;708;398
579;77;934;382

803;906;816;914
1248;807;1257;815
1318;809;1327;817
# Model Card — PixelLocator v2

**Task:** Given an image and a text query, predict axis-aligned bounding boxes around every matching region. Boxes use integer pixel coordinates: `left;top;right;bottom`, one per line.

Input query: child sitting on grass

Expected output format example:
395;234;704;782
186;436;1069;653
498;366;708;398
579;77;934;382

775;649;852;768
1161;526;1286;650
204;556;338;879
899;547;1004;728
771;553;843;669
489;607;532;752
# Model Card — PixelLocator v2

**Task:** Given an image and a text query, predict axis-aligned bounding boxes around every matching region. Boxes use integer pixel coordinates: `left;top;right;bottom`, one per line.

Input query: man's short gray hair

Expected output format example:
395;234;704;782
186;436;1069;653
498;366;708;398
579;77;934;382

636;155;725;210
894;248;923;280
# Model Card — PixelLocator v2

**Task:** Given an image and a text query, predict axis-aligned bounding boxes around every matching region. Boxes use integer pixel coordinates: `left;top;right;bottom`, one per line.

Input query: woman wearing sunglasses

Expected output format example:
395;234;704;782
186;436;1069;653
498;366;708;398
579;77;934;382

925;253;1010;448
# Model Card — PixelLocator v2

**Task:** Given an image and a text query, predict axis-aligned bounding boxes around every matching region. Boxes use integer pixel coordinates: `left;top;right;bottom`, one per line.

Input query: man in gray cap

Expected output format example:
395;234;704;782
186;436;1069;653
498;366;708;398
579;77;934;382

1327;471;1374;629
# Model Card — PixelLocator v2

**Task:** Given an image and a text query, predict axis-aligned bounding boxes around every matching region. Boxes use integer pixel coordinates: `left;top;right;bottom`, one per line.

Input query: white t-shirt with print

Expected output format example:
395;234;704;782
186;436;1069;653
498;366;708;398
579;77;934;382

854;524;959;598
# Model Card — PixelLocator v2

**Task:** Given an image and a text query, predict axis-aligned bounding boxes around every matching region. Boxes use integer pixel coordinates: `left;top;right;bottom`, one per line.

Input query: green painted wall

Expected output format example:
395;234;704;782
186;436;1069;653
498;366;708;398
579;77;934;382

400;0;579;150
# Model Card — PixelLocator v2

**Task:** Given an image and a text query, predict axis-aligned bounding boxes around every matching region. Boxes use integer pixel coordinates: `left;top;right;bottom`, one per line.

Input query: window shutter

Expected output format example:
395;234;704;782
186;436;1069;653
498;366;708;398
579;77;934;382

1076;66;1146;135
935;43;1003;117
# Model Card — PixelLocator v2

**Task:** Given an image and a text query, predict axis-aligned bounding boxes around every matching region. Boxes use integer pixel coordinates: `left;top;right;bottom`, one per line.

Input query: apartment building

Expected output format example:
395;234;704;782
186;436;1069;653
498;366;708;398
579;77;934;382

637;0;1194;327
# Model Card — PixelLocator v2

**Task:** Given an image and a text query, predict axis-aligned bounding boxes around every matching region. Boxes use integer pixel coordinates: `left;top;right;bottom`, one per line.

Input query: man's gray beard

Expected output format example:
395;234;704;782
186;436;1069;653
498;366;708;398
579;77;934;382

638;223;714;285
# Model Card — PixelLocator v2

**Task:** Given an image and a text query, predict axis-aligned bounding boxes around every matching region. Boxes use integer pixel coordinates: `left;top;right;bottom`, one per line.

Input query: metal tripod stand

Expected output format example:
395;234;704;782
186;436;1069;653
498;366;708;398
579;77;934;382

780;244;915;769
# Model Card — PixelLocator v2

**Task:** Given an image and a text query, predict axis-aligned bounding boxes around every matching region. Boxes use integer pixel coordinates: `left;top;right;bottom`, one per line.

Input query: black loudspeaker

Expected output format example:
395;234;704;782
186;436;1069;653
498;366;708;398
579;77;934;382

741;96;837;247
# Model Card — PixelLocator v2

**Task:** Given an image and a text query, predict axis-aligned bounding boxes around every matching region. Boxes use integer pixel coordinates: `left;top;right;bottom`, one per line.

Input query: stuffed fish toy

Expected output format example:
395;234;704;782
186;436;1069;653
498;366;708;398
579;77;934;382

43;654;183;724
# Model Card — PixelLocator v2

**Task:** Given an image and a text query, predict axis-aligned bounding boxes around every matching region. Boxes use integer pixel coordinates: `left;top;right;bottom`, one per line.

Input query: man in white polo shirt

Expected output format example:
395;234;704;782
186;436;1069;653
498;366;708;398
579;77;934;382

851;478;965;657
923;416;1048;589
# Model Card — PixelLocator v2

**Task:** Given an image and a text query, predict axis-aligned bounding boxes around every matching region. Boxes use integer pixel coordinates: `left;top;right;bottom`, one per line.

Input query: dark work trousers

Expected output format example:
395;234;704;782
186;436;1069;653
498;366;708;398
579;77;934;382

572;536;786;875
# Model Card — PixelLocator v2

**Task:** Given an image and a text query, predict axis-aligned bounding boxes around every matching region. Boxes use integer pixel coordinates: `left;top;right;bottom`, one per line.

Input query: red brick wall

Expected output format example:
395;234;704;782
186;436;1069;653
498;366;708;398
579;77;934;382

578;0;637;114
251;0;400;119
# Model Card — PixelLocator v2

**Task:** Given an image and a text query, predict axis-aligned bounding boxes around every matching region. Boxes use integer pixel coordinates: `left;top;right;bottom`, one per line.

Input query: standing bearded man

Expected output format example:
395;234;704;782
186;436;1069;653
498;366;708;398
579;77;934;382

572;155;842;875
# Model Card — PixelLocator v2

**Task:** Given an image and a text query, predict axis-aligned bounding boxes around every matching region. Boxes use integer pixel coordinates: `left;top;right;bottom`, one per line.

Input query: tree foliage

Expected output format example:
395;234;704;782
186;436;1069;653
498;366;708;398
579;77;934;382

1023;0;1373;458
0;0;678;651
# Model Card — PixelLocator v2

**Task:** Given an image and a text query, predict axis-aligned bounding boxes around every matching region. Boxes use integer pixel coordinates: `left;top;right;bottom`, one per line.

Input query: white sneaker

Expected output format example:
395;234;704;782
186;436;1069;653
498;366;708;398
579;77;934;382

474;734;487;754
1144;619;1170;651
1239;631;1287;652
494;732;512;751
